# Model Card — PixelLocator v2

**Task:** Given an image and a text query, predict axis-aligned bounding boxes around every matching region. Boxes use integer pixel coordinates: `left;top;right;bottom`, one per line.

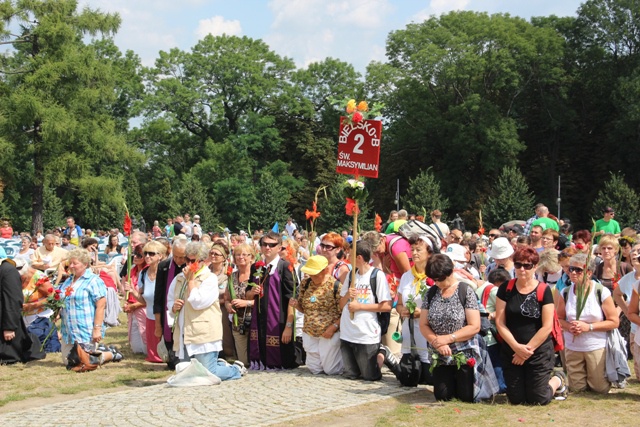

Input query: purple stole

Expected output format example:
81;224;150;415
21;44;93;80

249;265;283;369
163;261;178;342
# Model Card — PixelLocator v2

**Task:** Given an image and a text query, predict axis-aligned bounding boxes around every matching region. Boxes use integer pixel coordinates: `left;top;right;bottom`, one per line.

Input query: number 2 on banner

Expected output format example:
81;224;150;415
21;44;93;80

353;134;364;154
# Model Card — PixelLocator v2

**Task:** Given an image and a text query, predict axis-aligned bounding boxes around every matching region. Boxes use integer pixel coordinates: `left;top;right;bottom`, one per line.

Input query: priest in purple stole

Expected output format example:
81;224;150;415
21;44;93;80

247;231;298;370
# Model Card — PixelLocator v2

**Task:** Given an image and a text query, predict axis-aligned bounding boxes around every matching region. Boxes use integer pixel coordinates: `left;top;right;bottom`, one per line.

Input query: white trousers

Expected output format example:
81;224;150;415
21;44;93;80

302;332;343;375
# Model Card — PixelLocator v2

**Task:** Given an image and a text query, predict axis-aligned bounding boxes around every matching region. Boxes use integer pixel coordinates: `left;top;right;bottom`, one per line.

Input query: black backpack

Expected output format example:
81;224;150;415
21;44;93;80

395;316;421;387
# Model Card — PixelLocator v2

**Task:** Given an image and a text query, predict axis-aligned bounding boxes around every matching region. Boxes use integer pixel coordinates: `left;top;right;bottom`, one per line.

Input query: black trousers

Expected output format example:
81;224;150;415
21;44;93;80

501;339;555;405
432;364;475;402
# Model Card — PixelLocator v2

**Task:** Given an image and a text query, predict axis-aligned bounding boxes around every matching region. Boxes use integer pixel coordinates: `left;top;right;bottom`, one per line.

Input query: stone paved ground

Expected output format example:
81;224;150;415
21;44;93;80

0;368;420;426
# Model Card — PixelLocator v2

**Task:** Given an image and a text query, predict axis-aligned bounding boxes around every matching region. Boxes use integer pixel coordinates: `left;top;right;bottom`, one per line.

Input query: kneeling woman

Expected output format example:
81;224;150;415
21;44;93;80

557;253;618;394
420;254;498;402
495;247;566;405
290;255;343;375
167;242;243;380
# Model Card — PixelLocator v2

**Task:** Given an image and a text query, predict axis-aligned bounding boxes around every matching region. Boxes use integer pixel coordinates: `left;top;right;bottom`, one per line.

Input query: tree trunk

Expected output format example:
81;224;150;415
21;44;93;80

31;122;44;236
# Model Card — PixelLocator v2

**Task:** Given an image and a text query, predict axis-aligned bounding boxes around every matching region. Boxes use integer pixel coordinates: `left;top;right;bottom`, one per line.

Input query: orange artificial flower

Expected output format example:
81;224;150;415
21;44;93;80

346;99;356;114
374;213;382;232
305;201;321;221
65;286;74;297
357;101;368;112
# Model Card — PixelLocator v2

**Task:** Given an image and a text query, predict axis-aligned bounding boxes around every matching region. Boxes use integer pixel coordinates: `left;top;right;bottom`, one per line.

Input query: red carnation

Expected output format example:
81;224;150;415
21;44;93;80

352;111;363;123
254;260;265;269
467;357;476;368
47;287;54;294
55;289;62;293
54;293;60;301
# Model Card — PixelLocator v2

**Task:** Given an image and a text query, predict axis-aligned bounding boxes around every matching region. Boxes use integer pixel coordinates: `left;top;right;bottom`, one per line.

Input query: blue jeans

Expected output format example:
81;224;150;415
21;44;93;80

487;344;506;393
340;340;381;381
184;347;241;381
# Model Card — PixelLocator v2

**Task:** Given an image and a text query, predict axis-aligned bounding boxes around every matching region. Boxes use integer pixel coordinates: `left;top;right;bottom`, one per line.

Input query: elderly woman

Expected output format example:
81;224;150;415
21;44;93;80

556;253;618;394
396;235;435;383
167;242;244;379
59;249;121;365
290;255;343;375
541;229;560;251
224;243;256;366
318;232;350;283
572;230;592;254
207;242;236;360
594;234;632;291
420;254;498;402
495;247;567;404
136;240;167;363
14;236;35;262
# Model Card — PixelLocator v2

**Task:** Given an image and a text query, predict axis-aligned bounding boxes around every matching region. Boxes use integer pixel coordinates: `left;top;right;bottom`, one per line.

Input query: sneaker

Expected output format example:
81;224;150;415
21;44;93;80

552;370;568;400
218;358;230;366
234;360;248;376
379;345;400;370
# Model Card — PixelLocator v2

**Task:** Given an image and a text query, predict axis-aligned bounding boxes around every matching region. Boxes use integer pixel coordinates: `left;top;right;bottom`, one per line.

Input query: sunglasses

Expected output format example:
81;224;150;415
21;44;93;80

134;252;143;258
185;258;198;264
144;251;158;257
260;242;279;248
320;243;337;251
514;262;534;270
489;234;500;238
569;266;584;273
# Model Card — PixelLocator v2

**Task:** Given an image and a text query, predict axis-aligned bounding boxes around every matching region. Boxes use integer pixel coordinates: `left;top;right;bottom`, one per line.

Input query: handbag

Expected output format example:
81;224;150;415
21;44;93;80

66;342;100;372
395;317;422;387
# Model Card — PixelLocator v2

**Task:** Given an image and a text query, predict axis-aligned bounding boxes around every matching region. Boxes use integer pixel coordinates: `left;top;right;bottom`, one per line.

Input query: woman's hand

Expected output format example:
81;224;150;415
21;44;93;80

3;330;15;341
431;334;453;348
172;299;184;313
281;326;292;344
154;323;163;339
512;354;526;365
412;307;421;318
321;324;336;339
514;343;534;361
436;344;452;357
289;298;298;309
92;327;102;343
231;299;248;309
569;320;587;336
397;305;410;319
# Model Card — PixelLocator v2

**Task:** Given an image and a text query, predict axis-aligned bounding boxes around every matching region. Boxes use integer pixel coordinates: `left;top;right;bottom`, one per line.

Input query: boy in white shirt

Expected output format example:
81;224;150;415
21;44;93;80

339;242;392;381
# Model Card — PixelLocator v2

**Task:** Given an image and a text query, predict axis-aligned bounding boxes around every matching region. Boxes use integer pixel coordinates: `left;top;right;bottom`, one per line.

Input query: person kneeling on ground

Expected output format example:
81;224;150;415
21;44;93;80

167;242;245;380
290;255;343;375
339;242;392;381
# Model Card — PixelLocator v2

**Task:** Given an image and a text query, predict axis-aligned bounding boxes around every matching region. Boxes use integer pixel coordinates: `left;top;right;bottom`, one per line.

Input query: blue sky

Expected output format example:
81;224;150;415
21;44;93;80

82;0;586;72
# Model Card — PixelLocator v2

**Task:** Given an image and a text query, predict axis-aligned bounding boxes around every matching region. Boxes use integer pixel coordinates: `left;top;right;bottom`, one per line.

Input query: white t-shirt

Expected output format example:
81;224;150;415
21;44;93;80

563;282;611;352
140;272;156;320
619;272;639;335
397;270;429;362
430;221;450;238
340;267;391;345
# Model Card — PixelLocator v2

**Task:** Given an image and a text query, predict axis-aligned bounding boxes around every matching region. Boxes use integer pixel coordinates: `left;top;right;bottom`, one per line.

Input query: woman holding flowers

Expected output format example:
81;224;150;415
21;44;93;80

420;254;498;402
207;242;236;360
495;247;567;404
224;243;256;366
556;253;618;393
59;249;108;364
167;242;244;379
20;263;59;352
395;235;435;384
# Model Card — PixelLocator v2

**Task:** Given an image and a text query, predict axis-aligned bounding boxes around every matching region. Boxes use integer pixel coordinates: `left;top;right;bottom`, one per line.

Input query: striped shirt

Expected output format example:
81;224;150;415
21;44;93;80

60;269;107;344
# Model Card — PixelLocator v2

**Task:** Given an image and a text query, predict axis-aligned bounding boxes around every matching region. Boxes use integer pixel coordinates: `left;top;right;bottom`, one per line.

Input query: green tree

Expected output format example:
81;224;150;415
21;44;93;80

0;0;139;233
251;170;290;230
317;180;371;234
43;186;65;231
178;173;219;233
404;168;449;218
484;166;536;227
590;172;640;228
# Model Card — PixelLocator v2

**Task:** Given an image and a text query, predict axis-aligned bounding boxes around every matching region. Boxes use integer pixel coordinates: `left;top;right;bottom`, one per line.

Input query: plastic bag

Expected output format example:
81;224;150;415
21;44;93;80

167;359;221;387
157;337;169;363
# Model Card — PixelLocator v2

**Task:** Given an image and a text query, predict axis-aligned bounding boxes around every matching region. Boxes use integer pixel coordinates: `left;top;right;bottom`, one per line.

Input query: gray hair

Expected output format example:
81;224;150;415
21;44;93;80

68;248;92;266
185;242;209;261
570;253;597;271
173;237;188;251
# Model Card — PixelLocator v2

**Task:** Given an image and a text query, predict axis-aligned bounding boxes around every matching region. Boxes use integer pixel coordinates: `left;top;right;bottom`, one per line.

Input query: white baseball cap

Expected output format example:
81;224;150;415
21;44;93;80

487;237;514;260
445;244;467;262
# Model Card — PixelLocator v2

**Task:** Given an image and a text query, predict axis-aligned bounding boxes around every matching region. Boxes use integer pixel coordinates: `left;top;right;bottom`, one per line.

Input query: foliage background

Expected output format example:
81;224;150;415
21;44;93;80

1;0;640;234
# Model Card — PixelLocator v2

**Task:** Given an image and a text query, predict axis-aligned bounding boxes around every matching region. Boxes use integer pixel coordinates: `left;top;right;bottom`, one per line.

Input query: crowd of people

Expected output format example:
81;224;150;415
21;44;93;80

1;204;638;403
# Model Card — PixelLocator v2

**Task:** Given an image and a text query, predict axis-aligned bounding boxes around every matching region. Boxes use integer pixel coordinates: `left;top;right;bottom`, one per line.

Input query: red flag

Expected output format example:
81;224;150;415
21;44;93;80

123;211;132;236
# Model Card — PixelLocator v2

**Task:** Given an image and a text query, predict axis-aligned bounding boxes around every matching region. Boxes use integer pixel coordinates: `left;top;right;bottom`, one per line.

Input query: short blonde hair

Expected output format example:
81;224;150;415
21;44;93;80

68;249;92;266
233;243;256;260
598;234;619;251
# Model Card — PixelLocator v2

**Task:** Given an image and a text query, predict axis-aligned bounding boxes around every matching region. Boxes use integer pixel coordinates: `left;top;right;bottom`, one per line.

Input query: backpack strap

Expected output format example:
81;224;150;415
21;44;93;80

433;222;444;239
369;267;379;304
333;280;340;299
426;284;438;308
535;281;547;303
481;284;495;308
457;281;468;308
388;236;403;255
506;278;516;292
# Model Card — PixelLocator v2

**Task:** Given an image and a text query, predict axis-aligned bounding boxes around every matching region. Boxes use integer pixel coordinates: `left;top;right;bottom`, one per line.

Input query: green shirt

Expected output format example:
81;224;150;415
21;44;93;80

531;217;559;232
593;218;621;243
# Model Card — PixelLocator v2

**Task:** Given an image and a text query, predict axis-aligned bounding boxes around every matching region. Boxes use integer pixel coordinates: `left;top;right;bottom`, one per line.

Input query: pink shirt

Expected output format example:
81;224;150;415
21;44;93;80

385;234;413;279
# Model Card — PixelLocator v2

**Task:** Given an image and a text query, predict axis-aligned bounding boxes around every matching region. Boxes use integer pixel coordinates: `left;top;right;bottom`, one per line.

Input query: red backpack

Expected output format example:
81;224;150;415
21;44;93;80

505;279;564;351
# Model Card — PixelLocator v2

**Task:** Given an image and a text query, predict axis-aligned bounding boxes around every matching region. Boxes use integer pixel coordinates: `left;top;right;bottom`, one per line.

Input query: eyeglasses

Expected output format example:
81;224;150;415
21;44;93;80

320;243;337;251
569;266;584;273
186;258;198;264
260;242;279;248
514;262;534;270
210;252;224;258
144;251;158;257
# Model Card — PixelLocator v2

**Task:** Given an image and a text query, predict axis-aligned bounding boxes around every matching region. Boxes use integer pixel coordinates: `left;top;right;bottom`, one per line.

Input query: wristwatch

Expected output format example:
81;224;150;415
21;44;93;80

589;323;594;332
333;323;339;331
286;322;293;328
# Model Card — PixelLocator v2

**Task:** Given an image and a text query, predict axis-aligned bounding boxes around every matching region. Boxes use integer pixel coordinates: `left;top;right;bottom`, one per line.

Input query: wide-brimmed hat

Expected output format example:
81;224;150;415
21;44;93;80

445;244;467;262
487;237;514;259
300;255;329;276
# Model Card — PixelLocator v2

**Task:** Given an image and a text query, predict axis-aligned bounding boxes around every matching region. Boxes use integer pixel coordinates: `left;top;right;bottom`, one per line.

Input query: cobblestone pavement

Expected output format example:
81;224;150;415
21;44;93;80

0;368;420;426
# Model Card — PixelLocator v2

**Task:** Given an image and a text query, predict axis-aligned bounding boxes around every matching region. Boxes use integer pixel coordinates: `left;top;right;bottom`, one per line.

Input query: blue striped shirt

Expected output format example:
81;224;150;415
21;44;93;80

60;269;107;344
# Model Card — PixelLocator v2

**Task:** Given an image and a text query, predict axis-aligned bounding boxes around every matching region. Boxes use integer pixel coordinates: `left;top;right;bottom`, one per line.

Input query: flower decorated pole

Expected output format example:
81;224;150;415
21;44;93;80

305;185;326;256
344;178;366;320
574;220;598;325
123;203;133;299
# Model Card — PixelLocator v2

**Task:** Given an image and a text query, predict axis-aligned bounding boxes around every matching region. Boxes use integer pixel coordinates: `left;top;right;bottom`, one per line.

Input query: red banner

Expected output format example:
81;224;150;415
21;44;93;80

336;119;382;178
